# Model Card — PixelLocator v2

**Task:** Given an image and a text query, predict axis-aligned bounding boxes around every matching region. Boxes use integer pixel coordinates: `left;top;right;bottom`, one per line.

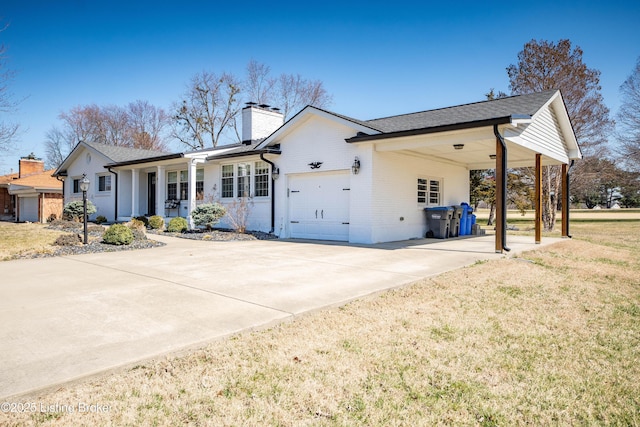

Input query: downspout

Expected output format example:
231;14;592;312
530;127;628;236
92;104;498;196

493;124;511;252
565;160;575;238
55;175;65;220
259;152;279;234
106;167;118;223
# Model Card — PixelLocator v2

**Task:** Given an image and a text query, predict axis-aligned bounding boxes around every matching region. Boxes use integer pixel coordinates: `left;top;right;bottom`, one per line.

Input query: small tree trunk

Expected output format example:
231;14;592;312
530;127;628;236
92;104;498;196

487;202;495;226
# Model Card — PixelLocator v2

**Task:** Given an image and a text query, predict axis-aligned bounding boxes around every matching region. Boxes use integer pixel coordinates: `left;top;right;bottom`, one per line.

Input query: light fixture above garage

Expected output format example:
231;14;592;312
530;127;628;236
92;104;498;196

489;154;497;159
352;157;361;175
272;167;280;180
453;144;464;150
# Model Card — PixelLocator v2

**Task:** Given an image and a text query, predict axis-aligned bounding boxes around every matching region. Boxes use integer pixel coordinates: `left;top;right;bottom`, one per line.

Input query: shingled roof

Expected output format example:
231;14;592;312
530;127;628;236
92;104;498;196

363;90;558;134
83;141;172;163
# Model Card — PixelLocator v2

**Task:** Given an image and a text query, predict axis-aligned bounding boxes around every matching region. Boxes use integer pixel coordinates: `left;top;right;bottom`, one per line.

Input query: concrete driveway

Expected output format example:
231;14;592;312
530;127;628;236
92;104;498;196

0;233;560;398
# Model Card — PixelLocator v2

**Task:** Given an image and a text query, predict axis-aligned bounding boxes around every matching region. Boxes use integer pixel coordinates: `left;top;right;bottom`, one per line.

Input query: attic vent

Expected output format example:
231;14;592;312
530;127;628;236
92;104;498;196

245;101;257;106
258;104;270;109
271;107;280;112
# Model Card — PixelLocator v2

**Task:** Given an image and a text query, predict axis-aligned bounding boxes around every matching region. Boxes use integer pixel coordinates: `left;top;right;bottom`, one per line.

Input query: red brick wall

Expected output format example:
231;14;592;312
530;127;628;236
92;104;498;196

19;159;45;178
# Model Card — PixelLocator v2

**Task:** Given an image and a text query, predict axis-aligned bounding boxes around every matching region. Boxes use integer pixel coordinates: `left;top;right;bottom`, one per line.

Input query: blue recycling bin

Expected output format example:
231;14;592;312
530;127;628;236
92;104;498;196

460;203;470;236
465;205;474;235
425;207;453;239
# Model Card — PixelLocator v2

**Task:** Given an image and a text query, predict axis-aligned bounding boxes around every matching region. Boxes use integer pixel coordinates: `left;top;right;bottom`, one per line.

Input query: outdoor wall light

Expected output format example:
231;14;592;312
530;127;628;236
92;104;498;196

80;174;90;245
453;144;464;150
272;167;280;180
352;157;361;175
489;154;497;160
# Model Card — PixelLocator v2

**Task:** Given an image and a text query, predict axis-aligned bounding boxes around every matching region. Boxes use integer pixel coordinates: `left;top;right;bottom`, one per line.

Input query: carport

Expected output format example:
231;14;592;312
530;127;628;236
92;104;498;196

346;89;581;253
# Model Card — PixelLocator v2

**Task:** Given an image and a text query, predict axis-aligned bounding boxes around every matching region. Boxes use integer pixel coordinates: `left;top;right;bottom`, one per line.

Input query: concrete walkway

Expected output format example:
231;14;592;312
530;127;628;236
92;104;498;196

0;234;560;399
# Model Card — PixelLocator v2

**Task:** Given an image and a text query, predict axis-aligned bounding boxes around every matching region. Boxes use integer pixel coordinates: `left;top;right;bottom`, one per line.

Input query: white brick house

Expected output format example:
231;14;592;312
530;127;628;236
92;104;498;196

54;90;581;251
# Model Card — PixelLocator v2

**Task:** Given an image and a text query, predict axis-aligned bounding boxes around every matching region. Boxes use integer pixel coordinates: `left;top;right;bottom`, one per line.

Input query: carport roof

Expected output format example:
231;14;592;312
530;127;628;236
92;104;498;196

348;90;559;141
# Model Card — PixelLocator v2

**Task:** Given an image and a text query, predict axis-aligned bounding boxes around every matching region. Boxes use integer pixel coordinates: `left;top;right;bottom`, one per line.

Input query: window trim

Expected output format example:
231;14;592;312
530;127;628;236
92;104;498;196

417;176;443;206
97;174;112;193
221;161;271;199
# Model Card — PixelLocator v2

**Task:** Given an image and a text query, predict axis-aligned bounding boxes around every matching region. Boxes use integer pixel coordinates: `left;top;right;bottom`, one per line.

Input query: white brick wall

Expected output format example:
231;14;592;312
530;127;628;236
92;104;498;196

242;106;284;142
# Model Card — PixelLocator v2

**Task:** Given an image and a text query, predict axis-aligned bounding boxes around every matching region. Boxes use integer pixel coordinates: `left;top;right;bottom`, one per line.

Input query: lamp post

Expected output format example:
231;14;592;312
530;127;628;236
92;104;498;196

79;174;90;244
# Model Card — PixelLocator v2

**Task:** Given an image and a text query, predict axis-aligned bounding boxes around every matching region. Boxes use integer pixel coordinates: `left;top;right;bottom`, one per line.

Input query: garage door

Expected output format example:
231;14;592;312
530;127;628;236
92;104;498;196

288;172;350;241
19;197;39;222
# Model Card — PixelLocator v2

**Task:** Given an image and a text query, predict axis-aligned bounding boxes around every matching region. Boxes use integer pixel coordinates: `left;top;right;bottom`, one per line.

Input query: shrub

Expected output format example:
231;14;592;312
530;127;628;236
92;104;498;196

225;197;253;233
102;224;134;245
94;215;107;224
63;200;97;222
167;216;188;233
54;233;81;246
148;215;165;230
134;216;149;227
126;219;147;240
192;203;226;230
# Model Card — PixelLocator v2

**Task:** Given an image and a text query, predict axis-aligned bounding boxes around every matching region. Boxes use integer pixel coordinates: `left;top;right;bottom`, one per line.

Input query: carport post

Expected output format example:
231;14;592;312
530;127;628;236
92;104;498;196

562;163;569;238
535;154;542;244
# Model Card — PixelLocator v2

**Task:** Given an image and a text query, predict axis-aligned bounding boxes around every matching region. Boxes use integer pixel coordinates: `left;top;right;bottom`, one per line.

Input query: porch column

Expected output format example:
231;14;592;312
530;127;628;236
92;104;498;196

156;165;165;217
131;168;140;218
495;136;504;253
187;159;197;229
535;154;542;244
562;163;569;237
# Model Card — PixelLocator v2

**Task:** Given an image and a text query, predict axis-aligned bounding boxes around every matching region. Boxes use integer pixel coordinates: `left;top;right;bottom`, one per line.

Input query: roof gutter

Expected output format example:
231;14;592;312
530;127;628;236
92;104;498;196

346;116;514;143
105;153;184;168
493;124;511;253
206;148;281;162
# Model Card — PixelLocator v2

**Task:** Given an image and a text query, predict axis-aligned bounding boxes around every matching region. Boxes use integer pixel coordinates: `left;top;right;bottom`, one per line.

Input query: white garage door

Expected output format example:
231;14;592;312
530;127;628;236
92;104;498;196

19;197;39;222
288;172;350;241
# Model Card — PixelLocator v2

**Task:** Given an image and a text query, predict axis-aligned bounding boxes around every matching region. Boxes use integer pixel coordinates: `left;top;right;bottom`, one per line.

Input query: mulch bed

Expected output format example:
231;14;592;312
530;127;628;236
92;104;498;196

10;221;278;260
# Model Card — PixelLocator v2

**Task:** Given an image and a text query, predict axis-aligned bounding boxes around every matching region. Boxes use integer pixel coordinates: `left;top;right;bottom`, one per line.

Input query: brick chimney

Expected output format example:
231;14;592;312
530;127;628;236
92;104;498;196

19;153;45;178
242;103;284;144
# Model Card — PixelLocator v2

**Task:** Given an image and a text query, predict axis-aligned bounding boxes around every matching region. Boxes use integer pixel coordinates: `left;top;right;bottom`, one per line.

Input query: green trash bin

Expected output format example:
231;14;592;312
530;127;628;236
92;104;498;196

425;207;453;239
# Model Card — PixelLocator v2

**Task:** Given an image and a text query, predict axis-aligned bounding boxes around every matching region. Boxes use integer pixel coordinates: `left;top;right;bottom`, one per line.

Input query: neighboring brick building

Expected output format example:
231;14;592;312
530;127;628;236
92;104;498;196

1;153;63;222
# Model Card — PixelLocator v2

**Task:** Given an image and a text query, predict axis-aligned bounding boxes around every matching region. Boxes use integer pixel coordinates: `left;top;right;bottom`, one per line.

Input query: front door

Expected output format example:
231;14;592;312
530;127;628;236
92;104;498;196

147;172;156;216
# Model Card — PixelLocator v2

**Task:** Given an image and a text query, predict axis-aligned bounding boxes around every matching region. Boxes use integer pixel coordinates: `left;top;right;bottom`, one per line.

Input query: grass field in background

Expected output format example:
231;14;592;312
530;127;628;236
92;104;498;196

1;215;639;426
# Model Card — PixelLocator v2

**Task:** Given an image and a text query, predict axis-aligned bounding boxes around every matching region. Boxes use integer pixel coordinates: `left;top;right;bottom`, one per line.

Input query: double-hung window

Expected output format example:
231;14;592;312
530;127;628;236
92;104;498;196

221;165;234;198
72;178;81;194
168;169;204;200
179;171;188;200
196;169;204;200
221;161;270;199
167;172;178;200
237;163;251;198
418;177;442;206
254;161;269;197
98;175;111;192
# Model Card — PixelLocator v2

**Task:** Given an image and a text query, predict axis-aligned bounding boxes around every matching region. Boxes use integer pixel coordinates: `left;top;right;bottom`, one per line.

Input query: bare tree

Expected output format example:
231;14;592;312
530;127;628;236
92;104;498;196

171;71;242;149
507;39;612;230
128;100;169;151
46;101;170;167
617;57;640;172
244;61;333;119
0;21;21;152
245;59;275;105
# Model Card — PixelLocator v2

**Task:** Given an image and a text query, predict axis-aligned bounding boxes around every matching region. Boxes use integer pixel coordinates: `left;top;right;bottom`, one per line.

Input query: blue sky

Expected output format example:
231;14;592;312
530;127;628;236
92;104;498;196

1;0;639;174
